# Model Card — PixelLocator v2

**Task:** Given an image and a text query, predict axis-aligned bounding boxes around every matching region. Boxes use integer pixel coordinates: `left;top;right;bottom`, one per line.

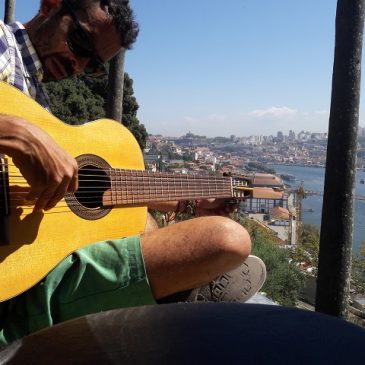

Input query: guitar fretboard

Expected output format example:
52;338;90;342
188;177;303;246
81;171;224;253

107;169;233;206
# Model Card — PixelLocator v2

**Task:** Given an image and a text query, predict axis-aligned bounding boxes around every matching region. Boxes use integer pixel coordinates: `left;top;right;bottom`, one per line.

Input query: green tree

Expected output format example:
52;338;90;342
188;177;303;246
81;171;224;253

45;71;148;148
246;162;276;175
239;217;305;306
45;76;105;125
183;152;195;161
120;73;148;150
291;224;320;274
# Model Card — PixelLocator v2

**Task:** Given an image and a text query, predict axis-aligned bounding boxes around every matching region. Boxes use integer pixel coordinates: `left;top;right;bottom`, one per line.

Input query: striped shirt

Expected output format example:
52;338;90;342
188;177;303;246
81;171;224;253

0;20;50;108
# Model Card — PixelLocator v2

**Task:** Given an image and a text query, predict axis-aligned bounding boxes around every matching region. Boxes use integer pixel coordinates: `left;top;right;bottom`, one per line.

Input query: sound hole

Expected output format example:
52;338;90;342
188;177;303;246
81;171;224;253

74;165;110;209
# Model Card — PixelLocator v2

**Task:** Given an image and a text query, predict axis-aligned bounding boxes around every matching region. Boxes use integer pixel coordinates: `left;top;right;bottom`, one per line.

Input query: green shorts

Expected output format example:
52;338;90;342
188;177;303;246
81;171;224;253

0;235;155;348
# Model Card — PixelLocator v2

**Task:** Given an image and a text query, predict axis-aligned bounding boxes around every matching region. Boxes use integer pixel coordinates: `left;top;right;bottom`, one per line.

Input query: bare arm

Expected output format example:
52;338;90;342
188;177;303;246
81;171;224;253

148;201;179;212
0;113;78;212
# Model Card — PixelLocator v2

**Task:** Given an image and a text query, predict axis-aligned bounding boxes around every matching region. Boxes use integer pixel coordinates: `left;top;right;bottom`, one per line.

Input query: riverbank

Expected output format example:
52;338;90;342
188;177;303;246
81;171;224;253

270;164;365;253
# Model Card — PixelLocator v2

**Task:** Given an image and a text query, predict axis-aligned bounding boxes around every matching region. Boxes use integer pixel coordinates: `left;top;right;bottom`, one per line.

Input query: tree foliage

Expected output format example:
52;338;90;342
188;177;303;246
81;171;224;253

44;71;148;149
246;162;276;175
290;224;365;297
240;217;305;306
120;74;148;149
45;76;105;125
291;224;320;274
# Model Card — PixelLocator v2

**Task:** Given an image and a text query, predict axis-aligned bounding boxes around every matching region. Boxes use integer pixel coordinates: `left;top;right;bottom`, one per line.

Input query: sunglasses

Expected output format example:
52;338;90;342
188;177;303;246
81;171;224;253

62;0;107;77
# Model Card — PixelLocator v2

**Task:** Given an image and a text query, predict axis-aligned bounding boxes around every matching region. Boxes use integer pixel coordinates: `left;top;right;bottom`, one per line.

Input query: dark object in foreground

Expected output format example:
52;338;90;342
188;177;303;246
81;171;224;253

1;303;365;365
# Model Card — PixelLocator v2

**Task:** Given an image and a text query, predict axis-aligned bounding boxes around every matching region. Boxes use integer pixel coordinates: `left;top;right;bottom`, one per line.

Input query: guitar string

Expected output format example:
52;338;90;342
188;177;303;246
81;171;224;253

0;179;231;190
2;181;233;201
5;177;231;186
4;163;233;178
3;187;235;211
5;176;231;186
5;177;231;184
15;196;240;213
4;177;233;192
0;186;236;206
1;170;245;210
4;165;233;184
4;167;235;199
4;186;232;194
5;162;236;177
3;186;240;212
4;189;233;207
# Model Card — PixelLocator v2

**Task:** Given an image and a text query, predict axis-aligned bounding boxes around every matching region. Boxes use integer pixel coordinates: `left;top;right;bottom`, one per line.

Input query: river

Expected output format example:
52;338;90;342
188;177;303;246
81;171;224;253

270;164;365;254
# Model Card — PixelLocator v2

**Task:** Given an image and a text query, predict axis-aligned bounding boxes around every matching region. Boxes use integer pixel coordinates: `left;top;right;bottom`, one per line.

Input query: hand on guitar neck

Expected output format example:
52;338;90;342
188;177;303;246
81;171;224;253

0;114;79;212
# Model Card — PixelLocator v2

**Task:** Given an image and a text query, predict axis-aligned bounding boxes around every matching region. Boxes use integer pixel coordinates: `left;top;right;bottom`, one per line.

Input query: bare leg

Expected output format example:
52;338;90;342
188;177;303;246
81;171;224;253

141;216;251;299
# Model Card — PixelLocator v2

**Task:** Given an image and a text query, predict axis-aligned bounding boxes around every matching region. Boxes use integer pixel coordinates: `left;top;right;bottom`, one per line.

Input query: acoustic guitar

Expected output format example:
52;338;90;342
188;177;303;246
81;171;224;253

0;82;252;302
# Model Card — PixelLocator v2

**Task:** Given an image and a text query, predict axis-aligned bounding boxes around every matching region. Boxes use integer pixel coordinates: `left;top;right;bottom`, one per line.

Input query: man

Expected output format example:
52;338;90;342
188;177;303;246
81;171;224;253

0;0;266;347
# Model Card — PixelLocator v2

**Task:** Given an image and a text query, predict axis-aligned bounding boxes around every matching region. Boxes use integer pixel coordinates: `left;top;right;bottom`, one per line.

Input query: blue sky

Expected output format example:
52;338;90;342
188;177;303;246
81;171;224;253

2;0;358;137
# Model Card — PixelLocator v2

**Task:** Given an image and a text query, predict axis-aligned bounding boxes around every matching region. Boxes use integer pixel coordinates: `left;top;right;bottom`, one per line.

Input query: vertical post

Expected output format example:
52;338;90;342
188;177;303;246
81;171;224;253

4;0;16;24
315;0;365;317
106;49;125;122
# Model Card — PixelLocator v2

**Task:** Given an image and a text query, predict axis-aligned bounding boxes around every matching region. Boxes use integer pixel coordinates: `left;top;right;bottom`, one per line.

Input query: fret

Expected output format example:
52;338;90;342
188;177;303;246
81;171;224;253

161;173;164;200
154;172;158;201
180;175;183;199
187;174;190;197
110;168;115;206
139;170;144;204
145;170;149;203
137;170;141;204
118;168;122;205
125;169;129;204
166;173;170;201
135;170;139;204
174;173;177;200
114;169;118;205
131;170;136;205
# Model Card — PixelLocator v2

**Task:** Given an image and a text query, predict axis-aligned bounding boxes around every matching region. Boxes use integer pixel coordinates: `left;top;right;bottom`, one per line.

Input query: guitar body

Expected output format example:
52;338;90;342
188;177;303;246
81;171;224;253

0;82;147;301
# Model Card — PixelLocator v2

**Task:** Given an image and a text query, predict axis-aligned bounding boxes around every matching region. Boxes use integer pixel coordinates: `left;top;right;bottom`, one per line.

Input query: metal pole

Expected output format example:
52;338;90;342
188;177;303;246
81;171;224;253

315;0;365;317
106;49;125;122
4;0;16;24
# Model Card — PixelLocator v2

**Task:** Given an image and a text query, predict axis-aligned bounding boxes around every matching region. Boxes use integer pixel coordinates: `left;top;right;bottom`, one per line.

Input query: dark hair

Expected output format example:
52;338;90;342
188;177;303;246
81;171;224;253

69;0;139;49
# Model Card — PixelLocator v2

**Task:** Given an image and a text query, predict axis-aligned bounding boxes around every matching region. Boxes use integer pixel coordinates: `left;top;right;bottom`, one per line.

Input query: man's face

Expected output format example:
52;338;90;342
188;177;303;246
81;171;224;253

31;2;121;81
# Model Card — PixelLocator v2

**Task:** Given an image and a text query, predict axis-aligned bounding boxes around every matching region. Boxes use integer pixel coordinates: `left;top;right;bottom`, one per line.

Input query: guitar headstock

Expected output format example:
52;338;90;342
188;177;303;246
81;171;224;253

225;173;253;200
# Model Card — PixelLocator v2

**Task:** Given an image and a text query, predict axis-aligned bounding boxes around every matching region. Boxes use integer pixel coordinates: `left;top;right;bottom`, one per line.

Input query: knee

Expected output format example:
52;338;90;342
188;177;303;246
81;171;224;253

208;217;251;262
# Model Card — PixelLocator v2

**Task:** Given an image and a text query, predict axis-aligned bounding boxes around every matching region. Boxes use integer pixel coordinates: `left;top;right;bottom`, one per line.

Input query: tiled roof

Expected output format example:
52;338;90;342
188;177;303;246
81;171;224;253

251;173;283;187
269;206;290;220
252;187;284;199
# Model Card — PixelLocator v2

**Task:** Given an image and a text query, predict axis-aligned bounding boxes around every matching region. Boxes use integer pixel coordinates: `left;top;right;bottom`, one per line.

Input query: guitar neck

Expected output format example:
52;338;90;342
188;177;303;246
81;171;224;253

106;169;233;206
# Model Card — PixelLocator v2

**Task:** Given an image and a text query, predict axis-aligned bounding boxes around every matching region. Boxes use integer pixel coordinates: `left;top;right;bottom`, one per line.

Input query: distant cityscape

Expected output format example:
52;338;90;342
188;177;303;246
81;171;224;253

144;130;327;176
144;129;365;174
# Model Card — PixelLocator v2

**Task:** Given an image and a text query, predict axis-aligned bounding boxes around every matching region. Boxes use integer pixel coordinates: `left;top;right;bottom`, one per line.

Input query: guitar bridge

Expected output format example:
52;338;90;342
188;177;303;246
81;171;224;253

0;155;10;245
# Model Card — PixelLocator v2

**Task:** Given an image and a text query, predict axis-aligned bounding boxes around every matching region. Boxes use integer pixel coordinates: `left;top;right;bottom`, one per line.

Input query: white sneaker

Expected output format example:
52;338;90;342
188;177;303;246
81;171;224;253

189;255;267;303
